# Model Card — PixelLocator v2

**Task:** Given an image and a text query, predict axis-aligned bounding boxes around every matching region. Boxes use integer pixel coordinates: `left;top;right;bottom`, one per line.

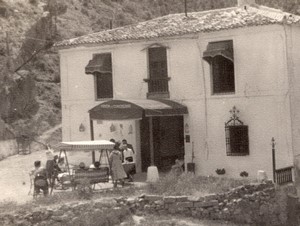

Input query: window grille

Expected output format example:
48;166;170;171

225;106;249;156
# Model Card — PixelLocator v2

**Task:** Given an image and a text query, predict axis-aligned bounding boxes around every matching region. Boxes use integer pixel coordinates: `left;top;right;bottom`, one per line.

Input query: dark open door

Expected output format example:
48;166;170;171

140;116;184;172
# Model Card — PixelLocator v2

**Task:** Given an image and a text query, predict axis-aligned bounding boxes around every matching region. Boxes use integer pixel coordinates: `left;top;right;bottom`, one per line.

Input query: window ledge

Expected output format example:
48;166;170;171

143;77;171;82
209;92;236;99
147;92;170;99
95;97;113;101
226;153;249;156
212;92;235;96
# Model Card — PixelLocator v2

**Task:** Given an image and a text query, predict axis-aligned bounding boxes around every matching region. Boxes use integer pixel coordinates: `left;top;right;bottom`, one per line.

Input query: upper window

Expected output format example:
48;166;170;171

85;53;113;99
95;72;113;99
211;56;235;94
148;47;168;78
145;46;170;97
203;40;235;95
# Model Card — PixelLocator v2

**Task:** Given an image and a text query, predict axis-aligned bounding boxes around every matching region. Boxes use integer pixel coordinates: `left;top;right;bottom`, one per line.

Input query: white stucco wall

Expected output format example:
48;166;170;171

59;24;295;178
289;25;300;177
191;25;294;178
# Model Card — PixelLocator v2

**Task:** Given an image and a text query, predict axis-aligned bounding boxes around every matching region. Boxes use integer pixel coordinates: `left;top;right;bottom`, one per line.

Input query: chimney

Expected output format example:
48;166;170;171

237;0;256;7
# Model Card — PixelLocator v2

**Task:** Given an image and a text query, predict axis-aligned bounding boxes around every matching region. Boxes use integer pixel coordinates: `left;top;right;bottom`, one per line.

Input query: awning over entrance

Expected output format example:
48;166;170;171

89;99;188;120
85;53;112;74
203;40;233;63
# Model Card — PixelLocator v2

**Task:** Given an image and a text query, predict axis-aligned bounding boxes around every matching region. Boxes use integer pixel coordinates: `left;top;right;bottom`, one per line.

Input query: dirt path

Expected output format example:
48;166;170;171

39;124;61;142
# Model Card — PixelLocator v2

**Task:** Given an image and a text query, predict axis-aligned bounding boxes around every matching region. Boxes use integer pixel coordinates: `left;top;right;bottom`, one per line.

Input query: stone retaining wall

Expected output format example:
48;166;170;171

0;181;289;226
0;201;131;226
117;181;288;226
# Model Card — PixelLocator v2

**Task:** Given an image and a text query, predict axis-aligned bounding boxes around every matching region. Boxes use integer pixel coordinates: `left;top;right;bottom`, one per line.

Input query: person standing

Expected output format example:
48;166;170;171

122;142;136;182
121;139;134;153
109;145;127;188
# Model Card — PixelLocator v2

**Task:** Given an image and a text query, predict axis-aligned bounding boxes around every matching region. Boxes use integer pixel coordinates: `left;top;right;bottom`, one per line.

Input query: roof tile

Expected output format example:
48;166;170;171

54;5;300;48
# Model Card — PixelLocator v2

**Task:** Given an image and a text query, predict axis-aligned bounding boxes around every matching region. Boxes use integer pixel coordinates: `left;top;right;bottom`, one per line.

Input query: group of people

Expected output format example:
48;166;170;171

29;150;67;197
29;139;136;196
109;139;136;188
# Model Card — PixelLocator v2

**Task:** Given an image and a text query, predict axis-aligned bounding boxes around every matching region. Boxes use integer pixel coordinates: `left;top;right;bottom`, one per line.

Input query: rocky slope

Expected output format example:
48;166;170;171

0;0;299;144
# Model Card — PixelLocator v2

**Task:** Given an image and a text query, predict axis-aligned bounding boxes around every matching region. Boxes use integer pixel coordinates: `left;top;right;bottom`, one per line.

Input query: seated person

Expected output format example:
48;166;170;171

122;143;135;182
171;159;184;176
58;157;67;172
121;139;135;154
88;161;101;171
77;162;87;171
93;161;101;170
29;160;49;196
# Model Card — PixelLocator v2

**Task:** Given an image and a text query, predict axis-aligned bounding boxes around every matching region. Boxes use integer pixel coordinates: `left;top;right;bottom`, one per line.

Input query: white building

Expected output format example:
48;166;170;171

54;0;300;182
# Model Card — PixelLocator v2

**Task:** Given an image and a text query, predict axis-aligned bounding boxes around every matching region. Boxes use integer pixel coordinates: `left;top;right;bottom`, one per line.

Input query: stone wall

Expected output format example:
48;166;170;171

0;201;131;226
117;181;288;226
0;181;290;226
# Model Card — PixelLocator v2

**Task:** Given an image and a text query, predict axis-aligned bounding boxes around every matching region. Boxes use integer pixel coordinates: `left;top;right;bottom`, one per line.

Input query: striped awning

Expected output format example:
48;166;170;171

89;99;188;120
85;53;112;74
54;140;114;151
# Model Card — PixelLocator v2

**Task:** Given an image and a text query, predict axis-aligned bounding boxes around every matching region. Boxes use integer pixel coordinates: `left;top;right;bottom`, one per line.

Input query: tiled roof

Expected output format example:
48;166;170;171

54;5;300;48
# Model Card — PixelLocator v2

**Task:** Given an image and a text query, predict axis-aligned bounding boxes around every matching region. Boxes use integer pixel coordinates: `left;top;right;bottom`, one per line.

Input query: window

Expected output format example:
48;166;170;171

95;72;113;99
203;40;235;94
225;106;249;156
211;56;235;94
148;47;168;78
225;125;249;156
85;53;113;99
145;47;170;97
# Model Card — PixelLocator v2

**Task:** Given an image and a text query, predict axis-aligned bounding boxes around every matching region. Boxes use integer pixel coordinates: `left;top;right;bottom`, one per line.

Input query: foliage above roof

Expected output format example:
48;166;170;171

55;5;300;48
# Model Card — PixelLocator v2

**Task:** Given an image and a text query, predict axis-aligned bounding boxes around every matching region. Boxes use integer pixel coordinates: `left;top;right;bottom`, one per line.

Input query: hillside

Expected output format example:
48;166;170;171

0;0;300;144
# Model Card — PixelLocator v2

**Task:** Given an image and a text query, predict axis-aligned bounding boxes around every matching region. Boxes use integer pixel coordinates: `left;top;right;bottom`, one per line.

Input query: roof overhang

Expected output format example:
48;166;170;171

89;99;188;120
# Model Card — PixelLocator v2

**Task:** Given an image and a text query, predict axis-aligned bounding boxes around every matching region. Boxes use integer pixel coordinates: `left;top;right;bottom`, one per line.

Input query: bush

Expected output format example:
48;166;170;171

53;100;61;109
29;0;38;6
240;171;249;177
73;30;86;37
75;178;93;200
146;172;251;196
216;168;226;175
81;7;89;16
0;44;6;56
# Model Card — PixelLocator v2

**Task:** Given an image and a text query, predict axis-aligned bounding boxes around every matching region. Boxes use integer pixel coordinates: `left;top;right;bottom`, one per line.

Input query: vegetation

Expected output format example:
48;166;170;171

140;214;243;226
1;0;300;139
146;172;251;196
0;172;252;214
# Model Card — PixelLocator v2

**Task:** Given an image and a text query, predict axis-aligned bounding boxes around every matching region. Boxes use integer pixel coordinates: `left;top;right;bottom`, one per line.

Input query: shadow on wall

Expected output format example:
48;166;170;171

293;157;300;195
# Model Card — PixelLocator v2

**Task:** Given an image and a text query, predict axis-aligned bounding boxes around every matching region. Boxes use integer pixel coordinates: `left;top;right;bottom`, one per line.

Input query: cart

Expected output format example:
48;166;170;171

52;140;114;192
